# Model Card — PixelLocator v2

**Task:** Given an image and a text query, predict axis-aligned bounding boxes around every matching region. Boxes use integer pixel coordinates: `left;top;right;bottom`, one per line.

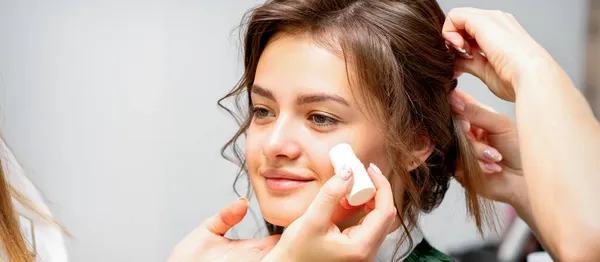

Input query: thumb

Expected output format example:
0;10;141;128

202;198;249;236
302;165;354;229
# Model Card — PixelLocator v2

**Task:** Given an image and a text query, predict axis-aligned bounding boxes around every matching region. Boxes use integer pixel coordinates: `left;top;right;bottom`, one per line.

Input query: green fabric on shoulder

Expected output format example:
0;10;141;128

403;240;454;262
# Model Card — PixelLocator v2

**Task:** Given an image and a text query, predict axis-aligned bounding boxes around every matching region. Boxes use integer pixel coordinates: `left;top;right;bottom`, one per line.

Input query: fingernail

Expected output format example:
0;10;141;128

238;197;249;205
445;40;452;50
369;163;382;175
483;148;503;162
453;45;473;59
337;164;352;180
450;96;465;112
484;163;503;173
459;119;471;132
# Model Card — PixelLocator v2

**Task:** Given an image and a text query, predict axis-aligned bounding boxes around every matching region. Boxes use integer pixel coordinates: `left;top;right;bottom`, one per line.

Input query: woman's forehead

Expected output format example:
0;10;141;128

254;33;356;101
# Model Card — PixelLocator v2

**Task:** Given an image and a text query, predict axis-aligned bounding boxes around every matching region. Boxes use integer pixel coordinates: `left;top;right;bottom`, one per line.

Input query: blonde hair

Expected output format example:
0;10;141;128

0;139;70;261
0;162;33;262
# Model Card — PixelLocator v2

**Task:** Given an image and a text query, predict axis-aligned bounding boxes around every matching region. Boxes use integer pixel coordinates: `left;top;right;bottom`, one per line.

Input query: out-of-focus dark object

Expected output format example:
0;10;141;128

449;208;548;262
449;228;546;262
585;0;600;118
449;243;498;262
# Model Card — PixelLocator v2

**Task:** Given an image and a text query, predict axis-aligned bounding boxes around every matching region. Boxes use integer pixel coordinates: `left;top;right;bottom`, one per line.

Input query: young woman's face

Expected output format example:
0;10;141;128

245;33;388;227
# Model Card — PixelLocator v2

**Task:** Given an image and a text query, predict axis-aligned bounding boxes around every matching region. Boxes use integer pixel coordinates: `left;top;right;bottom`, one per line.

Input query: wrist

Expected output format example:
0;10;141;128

509;194;534;226
512;54;560;94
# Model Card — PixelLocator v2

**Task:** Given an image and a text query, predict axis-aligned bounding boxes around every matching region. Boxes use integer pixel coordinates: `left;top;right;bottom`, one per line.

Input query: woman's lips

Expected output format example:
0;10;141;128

265;178;314;191
262;169;315;192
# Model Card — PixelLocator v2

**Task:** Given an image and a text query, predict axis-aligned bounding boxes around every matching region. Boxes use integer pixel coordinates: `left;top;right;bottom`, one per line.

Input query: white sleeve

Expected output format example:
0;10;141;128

0;138;69;262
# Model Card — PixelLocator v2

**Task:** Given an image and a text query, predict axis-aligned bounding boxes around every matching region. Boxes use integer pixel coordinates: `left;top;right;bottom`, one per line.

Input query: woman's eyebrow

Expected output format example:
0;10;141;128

251;85;276;101
297;93;350;107
251;84;350;107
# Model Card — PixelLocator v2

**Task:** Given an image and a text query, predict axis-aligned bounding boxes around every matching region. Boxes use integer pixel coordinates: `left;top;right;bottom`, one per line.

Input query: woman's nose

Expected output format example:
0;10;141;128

262;115;301;162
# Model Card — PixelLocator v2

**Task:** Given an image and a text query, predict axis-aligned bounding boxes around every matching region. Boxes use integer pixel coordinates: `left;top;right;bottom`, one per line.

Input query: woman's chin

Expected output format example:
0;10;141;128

260;197;310;227
259;196;363;228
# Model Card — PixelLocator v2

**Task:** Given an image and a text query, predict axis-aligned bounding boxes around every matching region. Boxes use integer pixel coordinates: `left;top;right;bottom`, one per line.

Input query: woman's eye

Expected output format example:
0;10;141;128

309;113;338;128
252;107;274;119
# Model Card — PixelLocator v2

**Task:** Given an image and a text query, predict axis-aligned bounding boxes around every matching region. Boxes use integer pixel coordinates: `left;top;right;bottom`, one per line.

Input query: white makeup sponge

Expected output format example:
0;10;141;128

329;143;376;206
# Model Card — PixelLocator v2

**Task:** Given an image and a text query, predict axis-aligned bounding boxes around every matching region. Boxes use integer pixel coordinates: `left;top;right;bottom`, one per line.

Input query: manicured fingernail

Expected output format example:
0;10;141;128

369;163;382;175
483;148;503;162
460;119;471;132
454;45;473;59
484;163;503;173
238;197;249;205
450;96;465;112
445;39;460;50
337;164;352;180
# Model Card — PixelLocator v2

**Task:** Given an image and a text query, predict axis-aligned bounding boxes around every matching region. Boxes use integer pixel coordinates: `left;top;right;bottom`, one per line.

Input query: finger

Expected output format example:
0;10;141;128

443;7;486;47
469;125;483;140
446;37;473;59
450;89;497;114
455;117;479;143
444;32;466;51
472;125;487;141
351;164;396;244
479;160;503;174
456;45;516;101
340;197;360;210
457;117;472;135
363;163;393;213
203;198;249;236
363;203;375;214
471;139;503;163
302;165;354;229
455;47;493;82
450;90;514;134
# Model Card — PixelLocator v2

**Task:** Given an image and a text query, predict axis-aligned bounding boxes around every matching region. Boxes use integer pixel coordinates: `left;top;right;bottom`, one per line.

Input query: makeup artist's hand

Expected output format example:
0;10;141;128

262;163;397;262
450;89;562;261
450;90;528;209
167;198;280;262
443;7;556;102
446;8;600;261
450;89;542;241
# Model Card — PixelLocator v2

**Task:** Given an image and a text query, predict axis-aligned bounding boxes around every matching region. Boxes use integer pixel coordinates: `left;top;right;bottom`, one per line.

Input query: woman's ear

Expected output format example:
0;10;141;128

407;136;435;171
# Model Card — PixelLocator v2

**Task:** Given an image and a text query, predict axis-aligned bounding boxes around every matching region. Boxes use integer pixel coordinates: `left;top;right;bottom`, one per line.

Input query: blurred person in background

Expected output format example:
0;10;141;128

0;137;69;261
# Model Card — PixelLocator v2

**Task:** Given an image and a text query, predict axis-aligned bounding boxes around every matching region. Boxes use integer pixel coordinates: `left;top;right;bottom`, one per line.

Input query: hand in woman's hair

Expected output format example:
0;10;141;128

166;198;280;262
451;89;568;260
262;163;398;262
443;7;556;102
450;89;529;213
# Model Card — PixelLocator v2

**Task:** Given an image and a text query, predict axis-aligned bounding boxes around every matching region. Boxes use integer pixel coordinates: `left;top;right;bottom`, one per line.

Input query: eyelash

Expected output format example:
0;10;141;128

251;106;339;128
252;107;273;119
309;113;338;127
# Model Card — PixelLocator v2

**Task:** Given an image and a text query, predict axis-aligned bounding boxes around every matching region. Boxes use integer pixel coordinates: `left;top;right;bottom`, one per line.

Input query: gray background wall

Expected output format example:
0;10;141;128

0;0;588;261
